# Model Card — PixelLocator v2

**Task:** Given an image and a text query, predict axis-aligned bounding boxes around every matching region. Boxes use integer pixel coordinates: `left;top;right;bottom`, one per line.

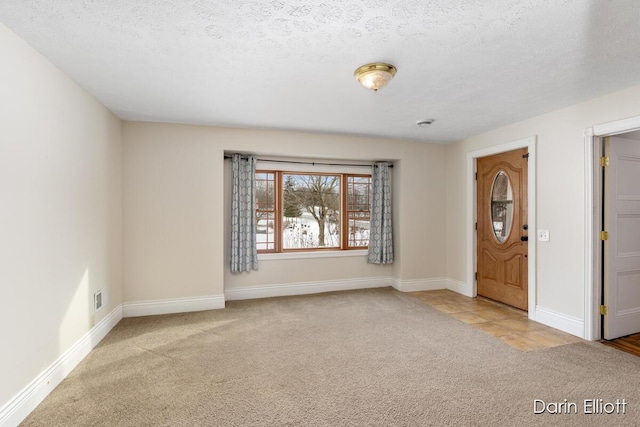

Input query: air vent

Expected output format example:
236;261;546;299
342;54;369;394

94;290;103;312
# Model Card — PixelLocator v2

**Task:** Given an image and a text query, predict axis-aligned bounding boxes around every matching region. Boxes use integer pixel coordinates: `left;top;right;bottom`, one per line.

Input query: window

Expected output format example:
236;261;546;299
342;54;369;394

256;171;371;253
346;175;371;248
255;172;276;251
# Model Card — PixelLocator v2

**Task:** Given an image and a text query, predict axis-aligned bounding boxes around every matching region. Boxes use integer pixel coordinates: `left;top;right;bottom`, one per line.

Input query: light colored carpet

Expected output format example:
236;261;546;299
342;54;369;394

21;288;640;426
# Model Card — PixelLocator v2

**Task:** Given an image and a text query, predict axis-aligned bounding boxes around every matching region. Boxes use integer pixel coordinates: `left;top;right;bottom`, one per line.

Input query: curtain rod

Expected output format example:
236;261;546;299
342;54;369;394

223;155;393;168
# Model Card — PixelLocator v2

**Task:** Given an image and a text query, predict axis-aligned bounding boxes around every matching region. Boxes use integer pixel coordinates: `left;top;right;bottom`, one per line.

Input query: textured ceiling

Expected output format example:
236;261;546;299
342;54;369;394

2;0;640;143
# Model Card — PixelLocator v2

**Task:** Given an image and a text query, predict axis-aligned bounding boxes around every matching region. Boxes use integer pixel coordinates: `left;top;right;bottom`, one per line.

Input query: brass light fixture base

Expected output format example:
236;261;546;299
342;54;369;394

354;62;397;92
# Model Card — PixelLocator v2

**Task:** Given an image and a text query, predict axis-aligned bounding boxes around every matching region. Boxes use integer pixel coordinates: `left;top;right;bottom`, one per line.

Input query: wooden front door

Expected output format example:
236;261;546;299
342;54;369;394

477;148;528;311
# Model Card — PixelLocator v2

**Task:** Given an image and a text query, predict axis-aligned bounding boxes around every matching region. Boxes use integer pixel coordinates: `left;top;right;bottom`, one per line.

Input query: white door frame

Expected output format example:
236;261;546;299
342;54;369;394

466;136;537;319
584;115;640;340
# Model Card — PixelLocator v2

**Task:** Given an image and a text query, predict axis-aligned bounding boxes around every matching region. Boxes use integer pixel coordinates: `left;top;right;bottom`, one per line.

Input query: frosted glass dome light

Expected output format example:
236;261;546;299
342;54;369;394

354;63;397;92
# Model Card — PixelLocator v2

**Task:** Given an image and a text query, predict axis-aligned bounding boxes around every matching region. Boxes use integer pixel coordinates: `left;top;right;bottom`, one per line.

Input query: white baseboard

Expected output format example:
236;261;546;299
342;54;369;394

225;277;393;301
446;279;474;297
0;305;122;427
391;278;473;296
225;277;474;301
392;277;448;292
535;306;584;338
122;295;225;318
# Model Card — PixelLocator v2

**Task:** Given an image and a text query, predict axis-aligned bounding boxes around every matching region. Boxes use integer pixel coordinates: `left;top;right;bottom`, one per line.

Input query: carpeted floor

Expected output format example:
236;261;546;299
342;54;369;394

21;288;640;426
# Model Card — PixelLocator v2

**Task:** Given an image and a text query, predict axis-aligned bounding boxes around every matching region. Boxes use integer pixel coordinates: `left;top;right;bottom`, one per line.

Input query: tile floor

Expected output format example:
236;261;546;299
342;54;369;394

408;289;583;351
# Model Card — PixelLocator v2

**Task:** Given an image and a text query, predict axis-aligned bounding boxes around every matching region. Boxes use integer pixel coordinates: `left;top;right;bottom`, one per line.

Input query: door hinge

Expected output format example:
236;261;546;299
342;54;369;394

600;231;609;241
475;272;478;281
522;153;530;160
475;172;477;180
475;222;477;230
599;305;608;315
600;156;609;167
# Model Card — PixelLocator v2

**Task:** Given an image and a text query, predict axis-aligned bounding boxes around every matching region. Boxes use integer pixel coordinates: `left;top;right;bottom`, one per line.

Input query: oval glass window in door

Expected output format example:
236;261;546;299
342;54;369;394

490;171;513;243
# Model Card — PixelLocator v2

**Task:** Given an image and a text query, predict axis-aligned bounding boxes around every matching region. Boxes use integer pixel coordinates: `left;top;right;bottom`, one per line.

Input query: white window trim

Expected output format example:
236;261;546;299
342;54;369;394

259;249;368;261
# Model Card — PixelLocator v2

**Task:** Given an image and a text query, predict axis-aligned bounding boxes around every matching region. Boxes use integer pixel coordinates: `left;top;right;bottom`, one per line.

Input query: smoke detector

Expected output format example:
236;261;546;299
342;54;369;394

417;119;435;127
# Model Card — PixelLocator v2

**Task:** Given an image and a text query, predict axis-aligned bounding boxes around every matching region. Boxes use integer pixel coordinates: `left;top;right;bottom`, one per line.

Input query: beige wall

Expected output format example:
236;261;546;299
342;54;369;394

445;83;640;320
123;122;447;301
123;123;223;302
0;24;122;405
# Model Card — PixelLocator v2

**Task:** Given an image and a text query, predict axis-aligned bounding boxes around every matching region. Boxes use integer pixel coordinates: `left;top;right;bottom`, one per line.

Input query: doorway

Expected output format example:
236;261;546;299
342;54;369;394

477;148;528;310
585;116;640;341
467;136;536;320
601;133;640;340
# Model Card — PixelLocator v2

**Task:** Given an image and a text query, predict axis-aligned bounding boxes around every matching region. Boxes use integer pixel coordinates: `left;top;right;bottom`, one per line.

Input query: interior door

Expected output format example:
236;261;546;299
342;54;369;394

477;148;528;311
603;136;640;339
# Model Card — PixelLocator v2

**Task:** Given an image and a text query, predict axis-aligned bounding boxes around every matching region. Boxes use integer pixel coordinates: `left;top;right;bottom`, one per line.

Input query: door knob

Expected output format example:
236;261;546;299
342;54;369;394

520;236;528;242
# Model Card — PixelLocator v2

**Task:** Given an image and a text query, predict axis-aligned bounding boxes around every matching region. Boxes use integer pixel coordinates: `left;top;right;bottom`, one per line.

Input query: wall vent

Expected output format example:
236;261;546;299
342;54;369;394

94;290;103;312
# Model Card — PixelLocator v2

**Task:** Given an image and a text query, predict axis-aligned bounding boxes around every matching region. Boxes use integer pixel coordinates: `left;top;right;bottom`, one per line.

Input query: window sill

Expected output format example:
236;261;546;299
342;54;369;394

258;249;368;261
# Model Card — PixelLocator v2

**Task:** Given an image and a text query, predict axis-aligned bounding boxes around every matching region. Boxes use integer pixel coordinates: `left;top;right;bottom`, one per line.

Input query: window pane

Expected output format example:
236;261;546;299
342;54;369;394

256;212;275;251
347;176;371;247
282;174;340;249
256;173;274;210
256;172;275;251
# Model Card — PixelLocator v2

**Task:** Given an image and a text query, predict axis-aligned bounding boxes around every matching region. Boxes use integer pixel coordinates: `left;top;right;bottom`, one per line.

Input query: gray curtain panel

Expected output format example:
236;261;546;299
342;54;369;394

368;162;394;264
230;154;258;273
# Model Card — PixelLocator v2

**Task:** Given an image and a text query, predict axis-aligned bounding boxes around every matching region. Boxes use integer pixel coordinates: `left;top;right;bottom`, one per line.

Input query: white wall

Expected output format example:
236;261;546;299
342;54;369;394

0;23;122;407
446;83;640;328
123;122;448;303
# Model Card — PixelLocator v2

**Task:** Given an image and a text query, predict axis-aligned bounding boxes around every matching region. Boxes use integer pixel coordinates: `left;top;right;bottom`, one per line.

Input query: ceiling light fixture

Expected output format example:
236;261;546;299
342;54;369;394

354;62;397;92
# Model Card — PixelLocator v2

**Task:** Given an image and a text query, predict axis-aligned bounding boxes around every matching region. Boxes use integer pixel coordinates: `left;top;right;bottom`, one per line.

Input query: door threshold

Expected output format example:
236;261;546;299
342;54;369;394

601;333;640;358
476;295;528;315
